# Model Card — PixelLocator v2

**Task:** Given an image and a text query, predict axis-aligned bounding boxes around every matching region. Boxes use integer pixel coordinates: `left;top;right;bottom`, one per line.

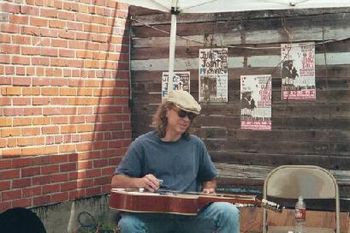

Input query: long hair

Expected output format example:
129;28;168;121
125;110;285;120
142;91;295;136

152;102;191;138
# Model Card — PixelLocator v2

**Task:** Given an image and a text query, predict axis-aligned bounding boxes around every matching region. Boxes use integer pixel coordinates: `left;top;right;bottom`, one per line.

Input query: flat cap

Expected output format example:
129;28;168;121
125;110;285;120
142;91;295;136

165;90;201;114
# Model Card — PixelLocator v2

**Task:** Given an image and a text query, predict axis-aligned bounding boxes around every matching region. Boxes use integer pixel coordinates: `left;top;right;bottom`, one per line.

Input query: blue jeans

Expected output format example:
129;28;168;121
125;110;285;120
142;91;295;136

118;202;240;233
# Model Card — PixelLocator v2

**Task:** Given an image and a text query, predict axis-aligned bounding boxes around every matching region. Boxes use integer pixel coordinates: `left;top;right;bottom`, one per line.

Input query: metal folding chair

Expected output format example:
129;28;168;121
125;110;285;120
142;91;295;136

262;165;340;233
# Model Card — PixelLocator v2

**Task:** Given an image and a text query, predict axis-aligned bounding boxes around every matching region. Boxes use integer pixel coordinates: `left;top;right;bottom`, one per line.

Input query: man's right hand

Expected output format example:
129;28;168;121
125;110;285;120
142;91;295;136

137;174;161;192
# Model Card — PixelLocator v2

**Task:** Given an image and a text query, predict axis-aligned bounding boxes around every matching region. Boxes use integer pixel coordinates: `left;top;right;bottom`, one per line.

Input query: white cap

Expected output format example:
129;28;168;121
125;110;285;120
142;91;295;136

164;90;201;114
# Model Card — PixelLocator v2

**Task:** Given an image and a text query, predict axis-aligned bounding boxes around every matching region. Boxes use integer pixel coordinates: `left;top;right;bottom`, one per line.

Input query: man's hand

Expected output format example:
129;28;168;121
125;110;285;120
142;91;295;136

202;187;216;194
202;180;217;194
137;174;161;192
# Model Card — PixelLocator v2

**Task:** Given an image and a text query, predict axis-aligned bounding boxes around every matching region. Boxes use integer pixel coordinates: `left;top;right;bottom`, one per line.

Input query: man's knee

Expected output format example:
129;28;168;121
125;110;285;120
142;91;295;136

118;215;145;233
212;202;240;220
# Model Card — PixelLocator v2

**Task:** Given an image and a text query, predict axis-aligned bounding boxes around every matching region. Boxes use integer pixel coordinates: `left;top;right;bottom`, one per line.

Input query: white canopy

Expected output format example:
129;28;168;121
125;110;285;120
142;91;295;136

117;0;350;93
118;0;350;13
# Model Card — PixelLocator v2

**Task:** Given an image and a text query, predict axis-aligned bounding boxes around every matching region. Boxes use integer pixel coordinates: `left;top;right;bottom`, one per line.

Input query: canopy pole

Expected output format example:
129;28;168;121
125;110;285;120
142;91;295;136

167;2;179;96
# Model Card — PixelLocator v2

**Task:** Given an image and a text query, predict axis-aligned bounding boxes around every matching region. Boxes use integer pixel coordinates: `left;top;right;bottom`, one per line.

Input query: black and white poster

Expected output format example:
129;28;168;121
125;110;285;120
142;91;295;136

162;71;190;98
199;48;228;102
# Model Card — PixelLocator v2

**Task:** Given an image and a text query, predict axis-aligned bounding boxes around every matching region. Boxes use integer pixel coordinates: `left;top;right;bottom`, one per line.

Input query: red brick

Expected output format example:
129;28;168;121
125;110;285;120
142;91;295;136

21;167;41;177
77;161;92;170
23;186;42;197
94;176;109;186
12;56;31;65
0;169;20;179
0;138;6;148
1;44;20;54
0;202;12;212
0;117;12;127
2;87;21;95
40;8;57;18
12;178;32;188
49;154;68;163
42;126;59;134
51;192;68;203
21;127;41;135
33;195;51;206
86;187;101;196
49;19;65;29
30;17;48;27
42;184;60;194
41;164;59;174
0;181;11;191
76;179;94;188
2;189;22;201
60;181;76;192
93;158;108;168
51;173;68;183
12;157;33;168
0;148;21;158
22;87;40;96
13;117;32;126
12;198;32;208
68;190;85;200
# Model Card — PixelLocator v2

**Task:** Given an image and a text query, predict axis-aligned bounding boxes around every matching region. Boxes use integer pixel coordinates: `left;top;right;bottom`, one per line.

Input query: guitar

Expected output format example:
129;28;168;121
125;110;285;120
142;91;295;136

109;188;283;215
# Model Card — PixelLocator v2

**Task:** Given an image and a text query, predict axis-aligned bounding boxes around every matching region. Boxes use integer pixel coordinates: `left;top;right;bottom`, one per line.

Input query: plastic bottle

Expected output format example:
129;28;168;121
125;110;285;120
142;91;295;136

294;195;306;233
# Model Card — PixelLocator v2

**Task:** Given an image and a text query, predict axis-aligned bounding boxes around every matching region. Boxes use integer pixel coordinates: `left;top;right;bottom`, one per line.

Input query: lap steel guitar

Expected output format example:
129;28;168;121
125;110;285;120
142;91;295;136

109;188;283;215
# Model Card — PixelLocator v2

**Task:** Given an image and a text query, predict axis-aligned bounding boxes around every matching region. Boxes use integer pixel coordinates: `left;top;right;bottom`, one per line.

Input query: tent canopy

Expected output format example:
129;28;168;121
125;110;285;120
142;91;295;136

118;0;350;14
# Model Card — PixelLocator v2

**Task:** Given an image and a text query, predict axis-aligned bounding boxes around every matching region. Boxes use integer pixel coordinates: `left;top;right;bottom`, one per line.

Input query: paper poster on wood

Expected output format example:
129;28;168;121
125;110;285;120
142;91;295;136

241;75;272;131
199;48;228;102
281;43;316;100
162;72;190;98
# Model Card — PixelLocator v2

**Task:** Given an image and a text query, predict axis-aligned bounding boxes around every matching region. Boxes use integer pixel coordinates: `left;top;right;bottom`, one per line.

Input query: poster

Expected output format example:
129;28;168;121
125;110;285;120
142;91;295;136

281;43;316;100
199;48;228;102
161;71;190;98
240;75;272;131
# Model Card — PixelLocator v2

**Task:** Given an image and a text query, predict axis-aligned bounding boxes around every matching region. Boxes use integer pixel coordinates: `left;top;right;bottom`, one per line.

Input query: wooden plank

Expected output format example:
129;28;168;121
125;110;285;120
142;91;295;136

131;67;350;80
131;52;350;71
130;8;350;25
215;163;350;184
131;40;350;60
213;152;350;169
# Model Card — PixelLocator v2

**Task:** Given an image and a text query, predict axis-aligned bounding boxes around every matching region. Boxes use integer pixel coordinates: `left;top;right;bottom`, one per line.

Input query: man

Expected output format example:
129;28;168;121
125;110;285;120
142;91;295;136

282;60;299;85
111;90;239;233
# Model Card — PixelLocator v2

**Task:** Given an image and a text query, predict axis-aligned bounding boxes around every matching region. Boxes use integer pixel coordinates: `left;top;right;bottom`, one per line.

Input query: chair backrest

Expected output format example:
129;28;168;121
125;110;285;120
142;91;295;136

262;165;340;233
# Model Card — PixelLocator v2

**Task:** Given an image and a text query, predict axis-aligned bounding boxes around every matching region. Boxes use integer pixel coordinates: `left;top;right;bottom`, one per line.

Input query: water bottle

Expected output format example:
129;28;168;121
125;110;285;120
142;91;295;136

294;195;306;233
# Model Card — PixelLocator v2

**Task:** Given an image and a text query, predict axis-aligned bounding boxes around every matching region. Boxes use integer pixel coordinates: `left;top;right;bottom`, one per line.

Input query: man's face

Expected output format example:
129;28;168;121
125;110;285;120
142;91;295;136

166;106;194;134
288;61;293;69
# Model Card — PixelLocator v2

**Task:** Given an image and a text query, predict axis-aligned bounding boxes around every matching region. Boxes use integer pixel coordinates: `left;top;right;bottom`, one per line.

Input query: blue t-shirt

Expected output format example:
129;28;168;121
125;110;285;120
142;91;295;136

115;131;217;192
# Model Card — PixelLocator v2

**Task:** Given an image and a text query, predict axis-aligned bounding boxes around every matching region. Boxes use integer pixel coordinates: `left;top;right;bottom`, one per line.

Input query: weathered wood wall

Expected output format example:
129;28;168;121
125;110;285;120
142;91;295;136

127;6;350;206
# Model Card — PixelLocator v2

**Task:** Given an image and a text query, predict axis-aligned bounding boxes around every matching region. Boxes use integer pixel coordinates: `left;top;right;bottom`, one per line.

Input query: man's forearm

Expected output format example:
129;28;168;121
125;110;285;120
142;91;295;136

111;174;141;188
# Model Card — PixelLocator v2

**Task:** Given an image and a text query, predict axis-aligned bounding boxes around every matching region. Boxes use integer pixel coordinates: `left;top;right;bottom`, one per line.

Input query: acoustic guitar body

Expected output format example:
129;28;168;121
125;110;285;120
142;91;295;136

109;189;200;215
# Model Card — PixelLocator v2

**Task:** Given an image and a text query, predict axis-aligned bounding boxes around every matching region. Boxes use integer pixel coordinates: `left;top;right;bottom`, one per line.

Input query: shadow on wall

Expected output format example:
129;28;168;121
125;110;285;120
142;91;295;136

0;207;47;233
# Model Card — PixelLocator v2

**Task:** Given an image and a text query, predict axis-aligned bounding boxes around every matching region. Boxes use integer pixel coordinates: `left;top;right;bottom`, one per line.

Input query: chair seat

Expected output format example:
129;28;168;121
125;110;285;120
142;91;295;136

268;226;335;233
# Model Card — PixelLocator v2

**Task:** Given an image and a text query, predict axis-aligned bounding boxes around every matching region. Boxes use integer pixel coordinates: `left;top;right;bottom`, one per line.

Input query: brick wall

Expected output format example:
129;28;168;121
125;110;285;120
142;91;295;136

0;0;131;211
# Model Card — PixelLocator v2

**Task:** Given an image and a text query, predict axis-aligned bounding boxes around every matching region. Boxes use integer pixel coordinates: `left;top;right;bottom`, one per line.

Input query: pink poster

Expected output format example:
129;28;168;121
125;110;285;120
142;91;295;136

241;75;272;131
281;43;316;100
